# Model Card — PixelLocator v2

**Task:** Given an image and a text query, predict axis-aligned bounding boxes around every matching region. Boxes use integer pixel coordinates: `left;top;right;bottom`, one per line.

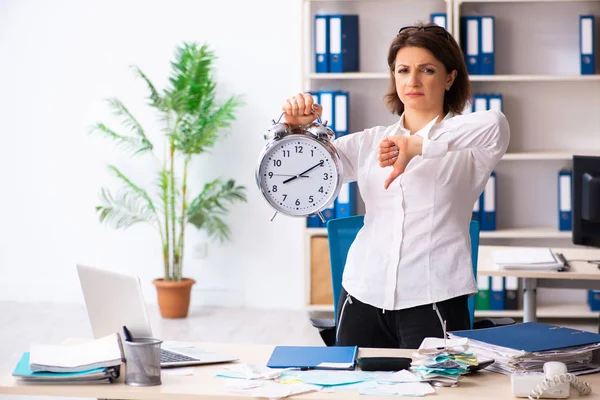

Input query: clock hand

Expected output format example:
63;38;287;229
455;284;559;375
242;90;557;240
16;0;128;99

282;161;323;184
271;174;309;178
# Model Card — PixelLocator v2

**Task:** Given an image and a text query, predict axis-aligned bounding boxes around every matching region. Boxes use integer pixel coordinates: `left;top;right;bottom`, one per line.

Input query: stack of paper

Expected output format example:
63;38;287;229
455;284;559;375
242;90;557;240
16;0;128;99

410;337;473;384
449;322;600;375
12;333;123;384
492;247;563;270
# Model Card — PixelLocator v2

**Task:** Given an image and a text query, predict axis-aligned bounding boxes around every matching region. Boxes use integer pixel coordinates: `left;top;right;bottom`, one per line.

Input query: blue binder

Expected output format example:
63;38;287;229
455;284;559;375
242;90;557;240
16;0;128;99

487;93;502;112
314;15;329;73
336;182;357;218
461;16;481;75
481;171;496;231
333;91;349;137
430;13;447;30
329;15;359;73
580;15;595;75
473;93;487;112
480;16;495;75
588;290;600;311
558;169;572;231
489;276;505;311
450;322;600;353
472;196;481;221
267;346;358;370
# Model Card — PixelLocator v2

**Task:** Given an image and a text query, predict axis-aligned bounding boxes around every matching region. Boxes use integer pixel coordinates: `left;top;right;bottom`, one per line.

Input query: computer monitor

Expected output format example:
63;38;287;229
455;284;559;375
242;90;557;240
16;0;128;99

573;155;600;247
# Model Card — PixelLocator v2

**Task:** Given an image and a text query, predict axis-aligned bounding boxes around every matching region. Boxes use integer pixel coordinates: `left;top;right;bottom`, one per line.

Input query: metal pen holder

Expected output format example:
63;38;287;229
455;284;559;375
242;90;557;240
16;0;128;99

124;337;163;387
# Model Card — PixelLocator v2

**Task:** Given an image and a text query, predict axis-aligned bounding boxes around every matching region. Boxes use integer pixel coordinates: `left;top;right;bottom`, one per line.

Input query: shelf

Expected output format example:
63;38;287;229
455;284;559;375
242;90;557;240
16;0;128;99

470;74;600;82
480;228;571;239
475;303;599;319
307;72;389;80
307;73;600;81
309;227;570;239
309;303;599;319
458;0;600;3
502;151;599;161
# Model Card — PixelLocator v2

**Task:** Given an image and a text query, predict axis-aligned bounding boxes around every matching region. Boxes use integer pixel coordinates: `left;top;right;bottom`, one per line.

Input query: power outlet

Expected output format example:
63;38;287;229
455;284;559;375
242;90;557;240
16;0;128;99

192;242;208;259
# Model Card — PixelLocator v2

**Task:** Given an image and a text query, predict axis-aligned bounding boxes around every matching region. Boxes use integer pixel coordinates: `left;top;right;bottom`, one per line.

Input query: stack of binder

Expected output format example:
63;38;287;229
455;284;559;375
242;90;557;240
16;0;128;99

307;90;357;228
449;322;600;375
12;333;123;384
472;170;497;231
314;15;359;73
460;15;495;75
475;276;519;312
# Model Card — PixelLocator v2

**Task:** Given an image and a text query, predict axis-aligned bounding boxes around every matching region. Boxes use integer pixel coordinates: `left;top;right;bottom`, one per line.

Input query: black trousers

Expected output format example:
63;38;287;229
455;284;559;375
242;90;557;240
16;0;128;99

336;286;470;349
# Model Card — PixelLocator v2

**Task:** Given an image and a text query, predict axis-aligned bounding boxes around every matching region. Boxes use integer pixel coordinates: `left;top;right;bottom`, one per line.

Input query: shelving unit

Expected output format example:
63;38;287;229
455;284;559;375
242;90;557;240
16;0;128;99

301;0;600;317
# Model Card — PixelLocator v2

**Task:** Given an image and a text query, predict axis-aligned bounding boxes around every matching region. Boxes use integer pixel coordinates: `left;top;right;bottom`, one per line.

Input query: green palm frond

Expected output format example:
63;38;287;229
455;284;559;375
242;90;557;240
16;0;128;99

108;165;158;215
132;66;165;110
167;43;216;114
106;98;153;154
187;179;246;242
89;123;152;156
96;188;155;229
175;95;243;154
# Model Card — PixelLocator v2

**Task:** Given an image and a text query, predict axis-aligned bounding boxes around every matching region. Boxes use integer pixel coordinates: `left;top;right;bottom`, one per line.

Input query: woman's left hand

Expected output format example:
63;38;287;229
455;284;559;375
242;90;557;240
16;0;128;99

378;135;423;189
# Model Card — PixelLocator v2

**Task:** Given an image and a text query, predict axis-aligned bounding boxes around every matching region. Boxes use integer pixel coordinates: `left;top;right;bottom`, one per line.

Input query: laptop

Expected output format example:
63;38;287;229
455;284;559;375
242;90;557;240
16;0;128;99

76;264;238;368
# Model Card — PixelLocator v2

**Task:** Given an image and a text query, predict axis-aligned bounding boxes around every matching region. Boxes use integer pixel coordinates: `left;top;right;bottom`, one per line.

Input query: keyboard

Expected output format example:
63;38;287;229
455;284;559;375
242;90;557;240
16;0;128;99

160;349;200;363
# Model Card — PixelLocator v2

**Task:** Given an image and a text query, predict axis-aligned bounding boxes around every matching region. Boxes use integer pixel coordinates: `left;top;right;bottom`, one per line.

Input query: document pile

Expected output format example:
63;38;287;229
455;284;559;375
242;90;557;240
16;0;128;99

12;333;123;384
449;322;600;375
217;364;435;398
410;337;475;385
492;247;564;270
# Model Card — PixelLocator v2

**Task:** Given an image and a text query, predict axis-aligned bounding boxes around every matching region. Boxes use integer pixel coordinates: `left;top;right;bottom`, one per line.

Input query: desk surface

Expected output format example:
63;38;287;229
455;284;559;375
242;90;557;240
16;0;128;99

478;245;600;279
4;342;598;400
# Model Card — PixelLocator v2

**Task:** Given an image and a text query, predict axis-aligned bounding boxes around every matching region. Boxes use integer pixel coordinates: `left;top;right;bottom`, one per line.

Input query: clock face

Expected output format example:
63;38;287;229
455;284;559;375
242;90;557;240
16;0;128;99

257;135;340;216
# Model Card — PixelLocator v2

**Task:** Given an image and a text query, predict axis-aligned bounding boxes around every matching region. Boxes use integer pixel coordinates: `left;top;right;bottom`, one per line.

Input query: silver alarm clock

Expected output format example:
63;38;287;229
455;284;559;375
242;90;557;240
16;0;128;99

256;112;343;222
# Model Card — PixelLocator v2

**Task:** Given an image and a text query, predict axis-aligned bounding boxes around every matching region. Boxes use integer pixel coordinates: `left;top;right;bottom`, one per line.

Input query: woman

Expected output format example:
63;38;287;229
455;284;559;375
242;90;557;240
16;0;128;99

282;23;510;349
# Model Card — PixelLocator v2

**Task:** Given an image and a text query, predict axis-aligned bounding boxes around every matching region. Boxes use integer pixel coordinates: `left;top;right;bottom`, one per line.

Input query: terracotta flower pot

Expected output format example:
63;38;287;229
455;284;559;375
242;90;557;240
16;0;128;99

153;278;196;319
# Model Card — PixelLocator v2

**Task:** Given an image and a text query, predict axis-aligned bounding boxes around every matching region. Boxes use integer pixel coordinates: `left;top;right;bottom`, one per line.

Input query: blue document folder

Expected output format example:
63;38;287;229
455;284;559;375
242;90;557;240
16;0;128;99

267;346;358;370
12;352;118;382
451;322;600;352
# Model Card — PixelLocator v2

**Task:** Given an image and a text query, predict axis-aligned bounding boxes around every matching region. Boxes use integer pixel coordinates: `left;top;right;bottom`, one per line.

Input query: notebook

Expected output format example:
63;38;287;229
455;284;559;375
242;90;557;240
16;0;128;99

492;247;563;270
266;346;358;370
450;322;600;353
29;332;123;373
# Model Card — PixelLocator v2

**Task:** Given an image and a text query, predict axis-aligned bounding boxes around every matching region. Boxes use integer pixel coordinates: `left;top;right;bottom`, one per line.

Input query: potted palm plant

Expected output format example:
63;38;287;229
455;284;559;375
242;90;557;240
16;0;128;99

91;42;247;318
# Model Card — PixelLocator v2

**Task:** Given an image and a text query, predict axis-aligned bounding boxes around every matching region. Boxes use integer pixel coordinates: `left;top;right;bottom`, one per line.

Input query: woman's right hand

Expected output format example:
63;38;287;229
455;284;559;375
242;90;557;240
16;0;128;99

281;93;322;127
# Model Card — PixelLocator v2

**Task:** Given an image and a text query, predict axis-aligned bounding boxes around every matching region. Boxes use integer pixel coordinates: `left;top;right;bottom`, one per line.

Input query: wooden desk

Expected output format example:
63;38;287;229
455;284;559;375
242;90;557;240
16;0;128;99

478;246;600;323
3;342;596;399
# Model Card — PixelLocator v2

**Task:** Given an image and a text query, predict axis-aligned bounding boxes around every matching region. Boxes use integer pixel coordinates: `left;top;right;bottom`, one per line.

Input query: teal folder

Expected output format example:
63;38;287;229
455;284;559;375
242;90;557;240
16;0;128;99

12;352;119;382
267;346;358;370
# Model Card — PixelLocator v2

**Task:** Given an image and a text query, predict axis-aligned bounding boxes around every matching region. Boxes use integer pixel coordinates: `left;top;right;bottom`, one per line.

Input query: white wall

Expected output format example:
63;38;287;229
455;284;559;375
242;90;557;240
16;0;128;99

0;0;308;308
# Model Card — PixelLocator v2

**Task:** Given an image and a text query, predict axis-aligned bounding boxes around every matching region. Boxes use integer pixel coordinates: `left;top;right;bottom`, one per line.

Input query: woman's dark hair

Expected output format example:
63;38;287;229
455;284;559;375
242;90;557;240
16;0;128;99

384;23;471;116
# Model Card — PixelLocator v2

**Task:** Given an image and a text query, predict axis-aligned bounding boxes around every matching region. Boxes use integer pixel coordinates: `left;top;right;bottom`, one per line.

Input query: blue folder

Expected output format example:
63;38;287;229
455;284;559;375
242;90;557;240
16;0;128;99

267;346;358;370
450;322;600;353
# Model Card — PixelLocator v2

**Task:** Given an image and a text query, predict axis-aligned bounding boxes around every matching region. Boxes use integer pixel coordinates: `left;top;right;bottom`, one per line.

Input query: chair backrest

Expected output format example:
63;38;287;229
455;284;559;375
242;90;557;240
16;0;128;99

327;217;480;329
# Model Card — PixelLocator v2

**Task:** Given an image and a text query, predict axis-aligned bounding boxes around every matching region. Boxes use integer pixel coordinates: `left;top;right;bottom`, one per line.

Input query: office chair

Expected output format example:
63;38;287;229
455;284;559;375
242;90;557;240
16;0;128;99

310;216;514;346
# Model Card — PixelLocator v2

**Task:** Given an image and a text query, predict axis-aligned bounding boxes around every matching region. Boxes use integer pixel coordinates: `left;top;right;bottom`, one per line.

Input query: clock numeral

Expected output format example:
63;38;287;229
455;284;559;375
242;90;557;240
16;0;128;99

318;186;324;193
282;194;287;201
308;195;314;203
319;159;324;166
323;173;329;180
272;185;277;192
310;150;314;157
282;150;290;157
295;199;300;206
273;159;282;167
295;145;303;154
268;172;273;178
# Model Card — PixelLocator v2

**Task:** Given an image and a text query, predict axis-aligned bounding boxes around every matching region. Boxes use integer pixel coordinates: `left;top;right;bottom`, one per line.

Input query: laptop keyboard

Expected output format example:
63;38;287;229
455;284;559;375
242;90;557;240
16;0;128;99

160;349;200;363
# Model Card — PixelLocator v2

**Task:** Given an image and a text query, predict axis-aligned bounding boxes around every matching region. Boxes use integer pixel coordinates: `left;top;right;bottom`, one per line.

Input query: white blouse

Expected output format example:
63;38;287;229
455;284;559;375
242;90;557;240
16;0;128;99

333;110;510;310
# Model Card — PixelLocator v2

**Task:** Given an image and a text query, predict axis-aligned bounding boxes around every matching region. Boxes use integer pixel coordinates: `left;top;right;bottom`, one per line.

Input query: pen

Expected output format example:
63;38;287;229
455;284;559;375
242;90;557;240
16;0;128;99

122;325;133;342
